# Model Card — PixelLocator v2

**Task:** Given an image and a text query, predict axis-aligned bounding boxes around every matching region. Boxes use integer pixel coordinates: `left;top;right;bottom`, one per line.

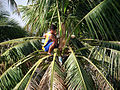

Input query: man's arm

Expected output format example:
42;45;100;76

50;35;57;44
50;35;56;41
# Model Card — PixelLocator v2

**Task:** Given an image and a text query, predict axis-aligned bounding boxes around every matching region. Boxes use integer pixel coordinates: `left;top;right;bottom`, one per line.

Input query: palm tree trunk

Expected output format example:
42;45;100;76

58;23;66;51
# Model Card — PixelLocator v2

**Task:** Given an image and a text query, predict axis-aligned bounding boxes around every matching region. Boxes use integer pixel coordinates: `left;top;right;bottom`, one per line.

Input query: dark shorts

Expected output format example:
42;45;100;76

44;42;53;52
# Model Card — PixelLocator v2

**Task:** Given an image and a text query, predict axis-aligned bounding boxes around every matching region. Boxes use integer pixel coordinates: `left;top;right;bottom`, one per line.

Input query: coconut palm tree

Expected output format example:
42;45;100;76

0;11;28;42
0;0;27;42
0;0;120;90
0;1;27;78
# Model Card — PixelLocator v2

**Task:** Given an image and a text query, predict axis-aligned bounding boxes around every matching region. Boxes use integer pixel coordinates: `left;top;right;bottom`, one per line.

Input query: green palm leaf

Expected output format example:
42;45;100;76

71;38;120;89
79;56;114;90
82;39;120;51
0;66;23;90
71;0;120;41
24;55;50;90
64;47;94;90
19;0;54;35
0;38;45;78
85;0;120;40
0;11;27;42
1;39;42;63
0;53;34;90
0;51;50;90
38;51;66;90
50;52;57;90
88;46;120;88
0;37;44;46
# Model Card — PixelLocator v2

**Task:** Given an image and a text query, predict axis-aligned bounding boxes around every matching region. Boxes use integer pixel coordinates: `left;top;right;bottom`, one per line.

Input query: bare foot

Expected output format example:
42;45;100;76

48;52;51;55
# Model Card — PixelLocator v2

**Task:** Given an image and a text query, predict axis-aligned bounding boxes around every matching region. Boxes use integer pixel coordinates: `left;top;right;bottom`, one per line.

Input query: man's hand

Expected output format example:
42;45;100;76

43;34;46;38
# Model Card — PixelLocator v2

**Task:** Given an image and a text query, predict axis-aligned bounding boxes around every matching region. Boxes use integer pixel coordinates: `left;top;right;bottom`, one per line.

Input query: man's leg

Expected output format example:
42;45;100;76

44;42;53;52
48;42;55;54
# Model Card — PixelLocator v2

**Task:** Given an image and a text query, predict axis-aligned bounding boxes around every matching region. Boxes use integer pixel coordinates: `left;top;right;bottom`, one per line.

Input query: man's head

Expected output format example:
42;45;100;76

50;24;57;34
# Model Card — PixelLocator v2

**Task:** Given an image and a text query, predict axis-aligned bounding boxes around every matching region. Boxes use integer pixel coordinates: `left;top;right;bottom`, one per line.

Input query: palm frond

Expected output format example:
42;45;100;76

82;39;120;51
70;38;90;57
19;0;55;35
50;52;57;90
8;0;20;15
24;55;50;90
0;39;44;75
51;62;66;90
0;37;43;63
72;0;120;41
78;56;114;89
0;37;44;46
57;0;62;37
38;52;66;90
85;0;120;40
1;39;42;62
0;12;27;42
0;66;23;90
72;38;120;89
64;47;94;90
0;50;50;90
70;38;115;89
88;46;120;88
0;26;27;42
0;52;35;90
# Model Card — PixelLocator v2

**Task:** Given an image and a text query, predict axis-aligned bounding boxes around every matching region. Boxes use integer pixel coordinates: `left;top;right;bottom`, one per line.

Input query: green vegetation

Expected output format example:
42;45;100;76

0;0;120;90
0;8;27;42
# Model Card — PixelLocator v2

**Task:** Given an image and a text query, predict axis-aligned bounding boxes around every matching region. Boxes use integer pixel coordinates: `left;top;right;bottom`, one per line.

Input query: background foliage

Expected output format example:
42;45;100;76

0;0;120;90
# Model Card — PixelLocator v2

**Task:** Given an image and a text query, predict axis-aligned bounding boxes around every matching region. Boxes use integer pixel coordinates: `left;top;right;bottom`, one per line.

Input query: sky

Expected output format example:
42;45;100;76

2;0;28;27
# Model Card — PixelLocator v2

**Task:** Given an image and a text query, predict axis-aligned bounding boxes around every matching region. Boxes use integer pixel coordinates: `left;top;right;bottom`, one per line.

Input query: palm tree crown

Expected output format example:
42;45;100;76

0;0;120;90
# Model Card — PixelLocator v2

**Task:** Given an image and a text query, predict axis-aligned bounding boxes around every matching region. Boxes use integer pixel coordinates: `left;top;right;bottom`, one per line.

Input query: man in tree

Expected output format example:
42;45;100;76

42;24;58;54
